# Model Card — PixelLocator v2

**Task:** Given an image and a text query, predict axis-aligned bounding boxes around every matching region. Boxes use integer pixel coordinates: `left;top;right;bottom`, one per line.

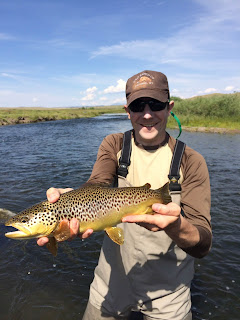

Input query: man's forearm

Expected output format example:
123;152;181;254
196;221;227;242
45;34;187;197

165;216;212;258
165;215;200;248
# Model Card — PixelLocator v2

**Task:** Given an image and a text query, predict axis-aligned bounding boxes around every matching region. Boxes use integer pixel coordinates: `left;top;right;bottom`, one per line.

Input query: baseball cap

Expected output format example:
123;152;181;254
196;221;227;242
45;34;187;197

126;70;170;106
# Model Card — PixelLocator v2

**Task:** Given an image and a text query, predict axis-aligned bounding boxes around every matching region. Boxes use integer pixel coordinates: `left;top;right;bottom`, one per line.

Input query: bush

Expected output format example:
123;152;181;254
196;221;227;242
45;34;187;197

173;93;240;118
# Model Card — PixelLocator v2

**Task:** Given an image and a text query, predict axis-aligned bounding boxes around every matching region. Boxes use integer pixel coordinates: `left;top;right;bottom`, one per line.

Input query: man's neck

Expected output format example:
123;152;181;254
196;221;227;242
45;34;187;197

133;132;169;150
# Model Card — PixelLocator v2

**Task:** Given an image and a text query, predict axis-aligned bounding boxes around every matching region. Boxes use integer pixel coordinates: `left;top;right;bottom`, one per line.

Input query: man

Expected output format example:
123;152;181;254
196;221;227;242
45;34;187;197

38;70;212;320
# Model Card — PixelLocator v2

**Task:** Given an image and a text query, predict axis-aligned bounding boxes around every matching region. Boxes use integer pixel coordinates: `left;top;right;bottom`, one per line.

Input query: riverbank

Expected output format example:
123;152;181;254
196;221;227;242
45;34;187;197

0;93;239;133
181;126;240;134
168;92;240;133
0;106;125;126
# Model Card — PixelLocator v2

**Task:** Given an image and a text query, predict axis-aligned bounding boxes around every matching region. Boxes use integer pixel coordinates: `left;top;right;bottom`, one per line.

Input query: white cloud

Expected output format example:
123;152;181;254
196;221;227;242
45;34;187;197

91;0;240;72
80;86;98;101
1;73;19;80
81;93;95;101
224;86;235;92
204;88;217;93
86;86;98;93
103;79;126;93
197;88;218;95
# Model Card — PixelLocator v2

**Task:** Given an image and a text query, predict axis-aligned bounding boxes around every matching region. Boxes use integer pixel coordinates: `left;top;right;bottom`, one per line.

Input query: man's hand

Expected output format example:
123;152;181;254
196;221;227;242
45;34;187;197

122;202;200;248
122;202;181;231
37;187;93;247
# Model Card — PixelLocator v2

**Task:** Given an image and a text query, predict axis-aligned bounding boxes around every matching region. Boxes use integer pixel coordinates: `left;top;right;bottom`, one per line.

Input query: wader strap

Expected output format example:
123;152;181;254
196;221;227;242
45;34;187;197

168;140;186;192
117;130;133;178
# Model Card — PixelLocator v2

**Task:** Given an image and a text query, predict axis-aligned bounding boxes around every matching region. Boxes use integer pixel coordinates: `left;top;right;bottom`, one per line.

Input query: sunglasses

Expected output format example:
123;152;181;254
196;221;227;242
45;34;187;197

129;99;168;112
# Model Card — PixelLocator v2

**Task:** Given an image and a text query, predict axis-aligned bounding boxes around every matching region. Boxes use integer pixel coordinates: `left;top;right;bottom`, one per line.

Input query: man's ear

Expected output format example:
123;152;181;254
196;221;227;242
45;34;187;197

168;101;174;114
124;105;131;119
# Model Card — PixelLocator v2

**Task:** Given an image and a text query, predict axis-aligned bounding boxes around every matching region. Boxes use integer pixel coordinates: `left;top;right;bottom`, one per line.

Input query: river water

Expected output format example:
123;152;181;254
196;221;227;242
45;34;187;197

0;114;239;320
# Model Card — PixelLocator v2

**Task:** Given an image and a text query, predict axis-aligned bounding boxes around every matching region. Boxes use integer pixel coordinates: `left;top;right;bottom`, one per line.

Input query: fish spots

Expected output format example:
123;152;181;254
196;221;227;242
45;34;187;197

7;184;167;231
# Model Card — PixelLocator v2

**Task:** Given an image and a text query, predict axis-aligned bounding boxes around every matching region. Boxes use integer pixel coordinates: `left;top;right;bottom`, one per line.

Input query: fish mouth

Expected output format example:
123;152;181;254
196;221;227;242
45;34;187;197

5;223;35;239
5;221;58;239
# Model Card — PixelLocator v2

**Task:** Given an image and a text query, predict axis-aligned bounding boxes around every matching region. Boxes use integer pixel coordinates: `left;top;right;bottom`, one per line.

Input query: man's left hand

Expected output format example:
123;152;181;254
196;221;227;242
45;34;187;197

122;202;181;232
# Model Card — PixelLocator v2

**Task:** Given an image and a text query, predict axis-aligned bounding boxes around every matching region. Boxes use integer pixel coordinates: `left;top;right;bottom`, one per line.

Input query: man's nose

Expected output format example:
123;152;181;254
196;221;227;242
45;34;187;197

142;104;153;118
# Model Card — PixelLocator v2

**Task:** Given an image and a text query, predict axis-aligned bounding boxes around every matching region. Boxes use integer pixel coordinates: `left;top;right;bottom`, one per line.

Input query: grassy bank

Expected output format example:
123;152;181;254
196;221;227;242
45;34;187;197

0;106;125;126
168;92;240;132
0;93;239;132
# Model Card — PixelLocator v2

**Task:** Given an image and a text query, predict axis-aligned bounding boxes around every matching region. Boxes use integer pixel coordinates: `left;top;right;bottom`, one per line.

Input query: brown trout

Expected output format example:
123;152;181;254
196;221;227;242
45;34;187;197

5;183;171;255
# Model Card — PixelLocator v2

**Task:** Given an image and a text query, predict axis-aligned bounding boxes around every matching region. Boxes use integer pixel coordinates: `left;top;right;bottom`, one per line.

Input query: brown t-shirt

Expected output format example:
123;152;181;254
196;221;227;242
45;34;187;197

87;132;212;258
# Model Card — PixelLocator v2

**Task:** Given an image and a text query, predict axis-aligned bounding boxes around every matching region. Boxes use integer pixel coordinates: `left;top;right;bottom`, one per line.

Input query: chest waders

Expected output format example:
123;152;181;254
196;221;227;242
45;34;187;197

86;131;194;319
117;130;186;215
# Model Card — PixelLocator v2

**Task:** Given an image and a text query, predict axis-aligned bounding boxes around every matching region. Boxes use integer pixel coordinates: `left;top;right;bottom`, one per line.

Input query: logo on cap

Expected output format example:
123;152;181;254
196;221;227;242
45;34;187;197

133;72;154;90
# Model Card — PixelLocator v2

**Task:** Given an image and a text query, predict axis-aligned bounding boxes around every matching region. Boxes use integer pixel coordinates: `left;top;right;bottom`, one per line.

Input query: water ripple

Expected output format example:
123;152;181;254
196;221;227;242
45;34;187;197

0;117;240;319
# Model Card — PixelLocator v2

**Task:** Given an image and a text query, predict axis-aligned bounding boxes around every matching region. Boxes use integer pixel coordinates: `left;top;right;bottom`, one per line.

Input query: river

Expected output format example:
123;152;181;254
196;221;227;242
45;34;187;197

0;114;239;320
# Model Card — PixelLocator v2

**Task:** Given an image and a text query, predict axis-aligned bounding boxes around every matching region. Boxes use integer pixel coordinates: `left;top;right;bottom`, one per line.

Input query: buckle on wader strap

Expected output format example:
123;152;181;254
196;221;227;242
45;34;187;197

117;130;132;178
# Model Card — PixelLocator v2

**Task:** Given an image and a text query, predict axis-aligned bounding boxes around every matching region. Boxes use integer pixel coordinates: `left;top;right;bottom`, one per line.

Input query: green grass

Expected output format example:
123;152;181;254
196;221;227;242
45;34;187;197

0;93;240;131
0;106;125;125
167;92;240;130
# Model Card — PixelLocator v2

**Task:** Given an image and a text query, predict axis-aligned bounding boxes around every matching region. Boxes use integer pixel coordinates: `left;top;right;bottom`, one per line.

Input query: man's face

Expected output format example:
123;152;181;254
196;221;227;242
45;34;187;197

125;98;174;146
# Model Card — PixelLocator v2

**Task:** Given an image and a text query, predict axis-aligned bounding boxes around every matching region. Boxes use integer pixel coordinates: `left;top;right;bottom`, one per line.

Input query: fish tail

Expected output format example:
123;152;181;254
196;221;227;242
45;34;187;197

156;183;172;204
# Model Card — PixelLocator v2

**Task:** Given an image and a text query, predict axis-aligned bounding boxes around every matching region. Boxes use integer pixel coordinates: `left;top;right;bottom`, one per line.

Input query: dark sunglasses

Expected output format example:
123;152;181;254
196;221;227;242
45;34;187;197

129;99;168;112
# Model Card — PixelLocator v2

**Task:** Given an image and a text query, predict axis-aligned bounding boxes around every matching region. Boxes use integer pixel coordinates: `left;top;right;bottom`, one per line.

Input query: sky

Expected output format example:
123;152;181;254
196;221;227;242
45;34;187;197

0;0;240;107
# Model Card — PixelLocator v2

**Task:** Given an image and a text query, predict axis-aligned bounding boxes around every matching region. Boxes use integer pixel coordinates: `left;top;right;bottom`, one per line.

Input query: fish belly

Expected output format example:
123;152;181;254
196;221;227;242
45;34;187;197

78;199;156;233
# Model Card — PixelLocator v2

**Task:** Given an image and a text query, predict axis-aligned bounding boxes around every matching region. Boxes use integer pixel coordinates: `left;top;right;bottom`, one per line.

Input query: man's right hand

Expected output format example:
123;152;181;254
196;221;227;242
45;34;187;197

37;187;93;247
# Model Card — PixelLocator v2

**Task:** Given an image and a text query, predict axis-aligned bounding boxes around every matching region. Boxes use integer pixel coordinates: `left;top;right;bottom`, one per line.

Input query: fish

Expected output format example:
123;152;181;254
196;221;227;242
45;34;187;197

5;183;171;256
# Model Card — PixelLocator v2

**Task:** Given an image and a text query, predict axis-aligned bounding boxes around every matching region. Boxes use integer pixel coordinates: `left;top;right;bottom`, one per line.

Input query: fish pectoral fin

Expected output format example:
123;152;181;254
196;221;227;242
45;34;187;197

53;220;71;242
105;227;124;245
141;206;155;215
46;237;58;257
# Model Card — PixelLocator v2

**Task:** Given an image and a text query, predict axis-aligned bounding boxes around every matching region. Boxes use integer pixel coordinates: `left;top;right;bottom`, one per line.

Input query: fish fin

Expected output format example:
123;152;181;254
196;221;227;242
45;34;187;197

157;182;172;204
143;183;151;189
141;207;155;215
53;220;71;242
46;237;58;257
105;227;124;245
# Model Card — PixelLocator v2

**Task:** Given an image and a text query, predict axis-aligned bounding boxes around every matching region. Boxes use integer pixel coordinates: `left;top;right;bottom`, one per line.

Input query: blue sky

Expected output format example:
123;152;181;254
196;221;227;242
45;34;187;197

0;0;240;107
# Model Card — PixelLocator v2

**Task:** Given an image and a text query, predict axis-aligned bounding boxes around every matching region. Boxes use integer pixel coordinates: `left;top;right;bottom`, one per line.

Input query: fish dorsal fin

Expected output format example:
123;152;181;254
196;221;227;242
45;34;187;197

105;227;124;245
143;183;151;189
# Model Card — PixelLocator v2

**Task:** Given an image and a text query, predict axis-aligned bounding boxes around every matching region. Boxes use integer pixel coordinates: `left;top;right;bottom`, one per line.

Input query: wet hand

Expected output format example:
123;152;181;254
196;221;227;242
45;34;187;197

67;218;93;240
46;187;73;203
122;202;181;232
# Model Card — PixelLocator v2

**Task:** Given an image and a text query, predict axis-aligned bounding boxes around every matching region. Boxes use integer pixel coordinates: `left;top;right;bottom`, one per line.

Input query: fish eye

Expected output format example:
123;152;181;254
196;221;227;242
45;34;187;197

21;217;29;223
